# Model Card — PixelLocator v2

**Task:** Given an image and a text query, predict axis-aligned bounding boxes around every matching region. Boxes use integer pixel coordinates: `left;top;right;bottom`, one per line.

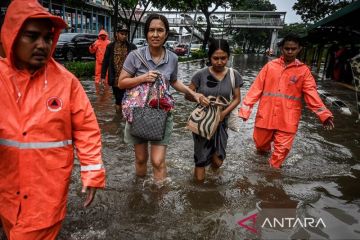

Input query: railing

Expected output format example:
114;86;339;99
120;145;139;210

224;17;284;26
145;10;286;41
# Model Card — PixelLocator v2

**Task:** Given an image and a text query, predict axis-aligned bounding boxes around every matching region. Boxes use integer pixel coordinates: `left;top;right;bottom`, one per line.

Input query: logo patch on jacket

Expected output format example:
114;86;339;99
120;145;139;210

47;97;63;112
289;76;298;84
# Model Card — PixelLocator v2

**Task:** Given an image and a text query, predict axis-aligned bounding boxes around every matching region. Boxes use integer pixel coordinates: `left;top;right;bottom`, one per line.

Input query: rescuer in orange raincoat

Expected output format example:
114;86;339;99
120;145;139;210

89;29;110;84
239;34;334;169
0;1;106;239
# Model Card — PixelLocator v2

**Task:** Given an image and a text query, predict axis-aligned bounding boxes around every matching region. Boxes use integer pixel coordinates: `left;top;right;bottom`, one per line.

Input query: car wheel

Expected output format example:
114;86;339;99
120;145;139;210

65;50;74;61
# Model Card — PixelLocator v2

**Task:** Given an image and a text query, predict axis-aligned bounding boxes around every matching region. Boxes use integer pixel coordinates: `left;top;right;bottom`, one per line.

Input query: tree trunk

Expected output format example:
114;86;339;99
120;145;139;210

113;0;118;34
203;12;211;50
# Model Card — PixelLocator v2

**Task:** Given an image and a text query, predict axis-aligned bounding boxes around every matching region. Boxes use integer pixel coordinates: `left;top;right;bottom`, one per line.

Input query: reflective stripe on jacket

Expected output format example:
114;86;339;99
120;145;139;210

239;57;333;133
0;0;105;231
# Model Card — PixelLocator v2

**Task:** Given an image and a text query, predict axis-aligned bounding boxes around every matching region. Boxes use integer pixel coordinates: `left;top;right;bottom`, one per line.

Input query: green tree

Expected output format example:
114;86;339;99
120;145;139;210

230;0;276;11
104;0;159;42
293;0;354;23
278;23;309;38
154;0;239;49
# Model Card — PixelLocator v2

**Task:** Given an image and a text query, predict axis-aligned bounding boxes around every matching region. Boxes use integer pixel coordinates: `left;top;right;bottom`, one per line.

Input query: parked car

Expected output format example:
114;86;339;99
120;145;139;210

173;43;189;56
164;40;178;51
189;43;203;54
54;33;98;61
132;38;147;48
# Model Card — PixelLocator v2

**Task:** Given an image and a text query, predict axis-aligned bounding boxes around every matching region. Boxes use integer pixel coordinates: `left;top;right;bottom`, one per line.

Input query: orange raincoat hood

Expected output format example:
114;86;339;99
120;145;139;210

98;29;108;37
1;0;67;67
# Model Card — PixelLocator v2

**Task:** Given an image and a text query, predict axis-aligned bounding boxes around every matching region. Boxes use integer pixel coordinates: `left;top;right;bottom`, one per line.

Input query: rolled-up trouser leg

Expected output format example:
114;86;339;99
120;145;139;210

253;127;274;153
269;130;296;168
1;216;62;240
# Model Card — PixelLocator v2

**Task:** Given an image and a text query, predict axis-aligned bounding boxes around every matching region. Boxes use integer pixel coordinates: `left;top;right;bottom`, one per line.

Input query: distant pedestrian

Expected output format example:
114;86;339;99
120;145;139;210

89;29;110;84
101;25;137;113
185;39;243;182
0;0;105;239
239;33;334;169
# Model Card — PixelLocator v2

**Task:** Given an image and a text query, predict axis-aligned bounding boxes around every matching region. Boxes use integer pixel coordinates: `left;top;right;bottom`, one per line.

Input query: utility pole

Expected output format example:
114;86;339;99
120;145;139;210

187;4;198;58
222;4;227;39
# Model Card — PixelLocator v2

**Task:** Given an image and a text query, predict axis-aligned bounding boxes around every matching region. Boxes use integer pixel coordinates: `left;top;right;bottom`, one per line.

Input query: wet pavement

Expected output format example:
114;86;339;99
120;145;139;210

1;55;359;240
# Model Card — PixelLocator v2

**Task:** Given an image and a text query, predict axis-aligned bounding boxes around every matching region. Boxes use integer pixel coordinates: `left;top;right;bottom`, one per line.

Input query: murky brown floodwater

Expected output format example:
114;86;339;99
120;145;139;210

28;55;360;239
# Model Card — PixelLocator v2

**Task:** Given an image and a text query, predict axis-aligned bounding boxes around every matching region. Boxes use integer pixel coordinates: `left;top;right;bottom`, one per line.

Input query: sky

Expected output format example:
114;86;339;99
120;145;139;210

270;0;303;24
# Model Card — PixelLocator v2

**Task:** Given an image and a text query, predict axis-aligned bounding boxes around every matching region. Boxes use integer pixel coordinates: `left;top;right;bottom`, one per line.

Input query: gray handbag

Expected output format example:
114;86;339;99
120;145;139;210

130;51;168;141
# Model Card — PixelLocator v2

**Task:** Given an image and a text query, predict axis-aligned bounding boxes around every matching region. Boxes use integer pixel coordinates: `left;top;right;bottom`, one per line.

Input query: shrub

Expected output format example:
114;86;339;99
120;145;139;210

63;61;95;78
233;48;242;54
191;50;207;59
178;50;207;62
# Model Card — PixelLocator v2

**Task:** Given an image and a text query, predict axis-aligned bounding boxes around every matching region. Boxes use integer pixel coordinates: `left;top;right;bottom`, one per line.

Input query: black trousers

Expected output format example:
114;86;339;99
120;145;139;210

112;86;125;105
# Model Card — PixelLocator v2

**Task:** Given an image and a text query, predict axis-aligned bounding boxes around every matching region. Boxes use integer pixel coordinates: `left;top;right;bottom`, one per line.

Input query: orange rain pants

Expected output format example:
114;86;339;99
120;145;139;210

253;127;296;168
1;216;62;240
95;60;103;83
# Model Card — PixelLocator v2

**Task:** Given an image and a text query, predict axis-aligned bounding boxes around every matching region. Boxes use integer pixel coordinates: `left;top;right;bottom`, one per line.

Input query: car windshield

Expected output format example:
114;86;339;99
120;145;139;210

58;34;77;42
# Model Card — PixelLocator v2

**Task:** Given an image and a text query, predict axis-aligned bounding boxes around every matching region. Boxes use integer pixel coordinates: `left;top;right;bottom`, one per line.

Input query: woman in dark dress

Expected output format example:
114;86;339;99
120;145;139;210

186;39;243;182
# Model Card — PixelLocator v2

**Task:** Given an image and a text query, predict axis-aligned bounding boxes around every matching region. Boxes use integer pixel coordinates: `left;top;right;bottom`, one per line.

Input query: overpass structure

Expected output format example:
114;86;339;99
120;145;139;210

148;10;286;51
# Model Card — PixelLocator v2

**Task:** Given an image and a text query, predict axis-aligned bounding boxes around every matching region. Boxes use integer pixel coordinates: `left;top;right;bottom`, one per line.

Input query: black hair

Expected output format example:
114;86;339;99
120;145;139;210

144;13;169;42
278;33;302;47
0;15;4;27
207;38;230;62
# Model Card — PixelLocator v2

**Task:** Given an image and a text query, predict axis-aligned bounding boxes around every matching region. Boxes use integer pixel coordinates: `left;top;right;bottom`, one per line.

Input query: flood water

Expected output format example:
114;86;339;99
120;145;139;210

47;55;360;239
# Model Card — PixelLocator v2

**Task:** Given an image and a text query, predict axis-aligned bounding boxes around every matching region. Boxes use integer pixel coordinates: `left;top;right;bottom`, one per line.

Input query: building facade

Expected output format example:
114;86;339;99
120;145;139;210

1;0;112;34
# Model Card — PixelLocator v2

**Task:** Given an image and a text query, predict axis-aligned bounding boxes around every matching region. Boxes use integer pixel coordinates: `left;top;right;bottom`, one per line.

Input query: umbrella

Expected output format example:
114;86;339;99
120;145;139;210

350;53;360;122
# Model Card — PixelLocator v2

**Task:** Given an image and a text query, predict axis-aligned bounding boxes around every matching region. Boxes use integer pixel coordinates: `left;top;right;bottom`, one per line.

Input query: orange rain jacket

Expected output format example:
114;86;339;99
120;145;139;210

239;56;333;133
0;0;105;231
89;30;110;83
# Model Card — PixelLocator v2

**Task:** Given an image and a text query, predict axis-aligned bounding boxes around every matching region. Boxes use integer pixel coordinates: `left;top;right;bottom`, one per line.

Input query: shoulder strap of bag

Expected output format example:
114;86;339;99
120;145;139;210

133;49;152;70
229;67;235;89
229;67;235;98
133;49;162;106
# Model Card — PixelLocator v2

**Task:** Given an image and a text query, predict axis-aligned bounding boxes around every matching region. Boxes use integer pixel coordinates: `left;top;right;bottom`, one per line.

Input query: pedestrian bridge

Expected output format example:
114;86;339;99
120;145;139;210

152;11;286;30
149;10;285;50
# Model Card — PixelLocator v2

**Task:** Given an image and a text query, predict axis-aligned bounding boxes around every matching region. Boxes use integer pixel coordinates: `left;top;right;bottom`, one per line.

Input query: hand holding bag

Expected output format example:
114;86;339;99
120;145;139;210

130;77;168;141
186;96;228;140
122;49;174;123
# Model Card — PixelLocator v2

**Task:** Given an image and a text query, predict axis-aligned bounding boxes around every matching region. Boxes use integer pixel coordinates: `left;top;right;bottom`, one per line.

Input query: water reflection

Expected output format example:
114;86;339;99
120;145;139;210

47;54;360;239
